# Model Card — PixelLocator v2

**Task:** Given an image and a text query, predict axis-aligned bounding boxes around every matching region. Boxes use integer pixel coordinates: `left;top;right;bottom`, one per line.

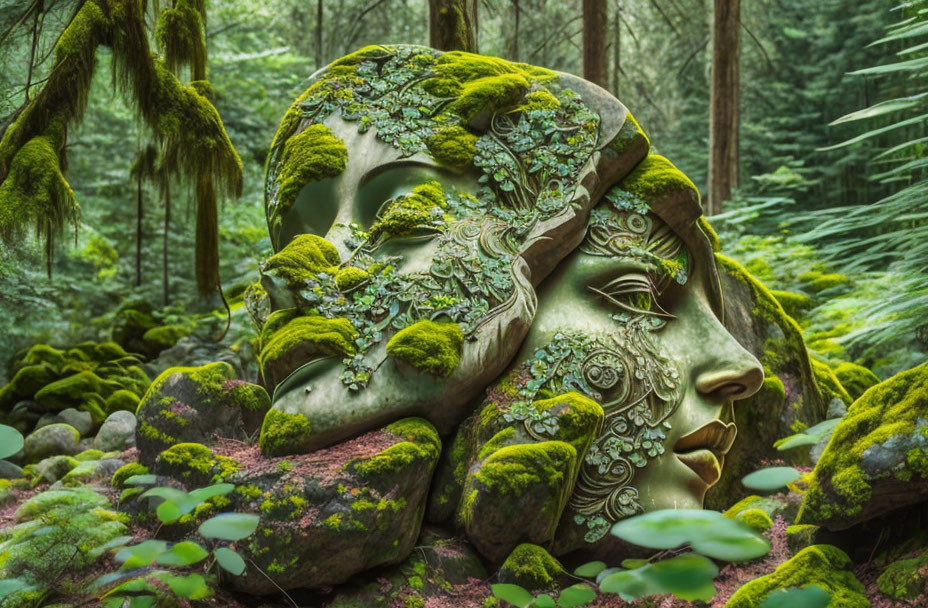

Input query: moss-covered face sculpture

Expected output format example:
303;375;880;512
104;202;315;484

252;45;646;454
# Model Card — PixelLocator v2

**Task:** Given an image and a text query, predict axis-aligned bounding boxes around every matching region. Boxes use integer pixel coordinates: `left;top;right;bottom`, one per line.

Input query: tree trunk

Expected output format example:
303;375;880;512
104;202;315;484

194;174;221;307
611;1;621;96
315;0;324;69
429;0;477;52
708;0;740;216
583;0;607;87
509;0;520;61
135;168;143;287
163;179;171;306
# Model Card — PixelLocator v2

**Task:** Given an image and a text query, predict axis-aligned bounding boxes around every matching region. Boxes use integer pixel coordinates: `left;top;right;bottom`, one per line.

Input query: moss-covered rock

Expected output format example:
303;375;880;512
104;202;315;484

153;442;239;486
797;361;928;529
8;364;57;400
386;319;463;377
111;462;149;488
833;362;881;401
498;543;565;590
33;371;103;411
135;362;269;466
259;409;313;457
369;182;447;241
620;153;698;201
877;548;928;600
141;324;190;355
257;310;358;389
785;524;821;553
734;508;773;533
771;290;813;320
425;125;478;167
723;545;867;608
104;388;140;414
262;233;341;287
23;423;80;463
811;359;853;417
110;306;157;355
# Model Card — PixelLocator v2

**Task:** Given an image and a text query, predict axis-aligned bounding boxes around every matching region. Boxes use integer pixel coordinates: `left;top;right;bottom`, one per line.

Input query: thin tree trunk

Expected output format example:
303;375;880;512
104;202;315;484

25;1;42;102
195;174;220;306
708;0;740;216
612;1;620;96
510;0;519;61
135;159;143;287
163;179;171;306
315;0;324;69
429;0;477;52
583;0;608;87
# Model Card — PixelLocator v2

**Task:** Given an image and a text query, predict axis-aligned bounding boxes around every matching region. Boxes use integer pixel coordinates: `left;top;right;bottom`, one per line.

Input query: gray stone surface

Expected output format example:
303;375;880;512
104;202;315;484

59;408;94;438
93;411;137;451
23;423;81;462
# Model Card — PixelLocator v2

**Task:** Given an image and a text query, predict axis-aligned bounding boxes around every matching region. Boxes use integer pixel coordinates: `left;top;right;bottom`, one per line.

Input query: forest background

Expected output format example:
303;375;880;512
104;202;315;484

0;0;925;381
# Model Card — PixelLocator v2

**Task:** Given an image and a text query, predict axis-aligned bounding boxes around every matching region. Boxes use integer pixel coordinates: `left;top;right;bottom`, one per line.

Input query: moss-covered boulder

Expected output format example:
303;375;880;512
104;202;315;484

110;304;157;355
797;361;928;529
833;361;881;402
437;392;603;563
135;361;270;466
877;547;928;600
707;255;840;510
723;545;867;608
498;543;566;591
23;423;81;463
146;417;441;593
141;324;190;355
33;371;104;411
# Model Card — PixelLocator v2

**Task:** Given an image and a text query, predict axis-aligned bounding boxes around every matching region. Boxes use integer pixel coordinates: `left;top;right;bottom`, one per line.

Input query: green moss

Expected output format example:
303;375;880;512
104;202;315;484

274;123;348;222
350;417;441;478
141;325;189;353
369;181;447;240
798;271;850;293
259;409;314;457
473;441;575;507
724;495;764;519
832;362;880;401
607;110;650;159
877;548;928;599
734;508;773;533
386;319;463;377
621;154;698;201
425;125;478;167
811;359;852;407
533;392;604;455
105;389;140;414
785;525;820;552
33;371;103;410
335;266;371;292
74;448;104;462
8;364;56;398
155;442;238;484
20;344;67;370
771;290;813;320
499;543;564;590
258;313;358;382
798;362;928;526
111;462;149;487
724;545;867;608
263;233;340;285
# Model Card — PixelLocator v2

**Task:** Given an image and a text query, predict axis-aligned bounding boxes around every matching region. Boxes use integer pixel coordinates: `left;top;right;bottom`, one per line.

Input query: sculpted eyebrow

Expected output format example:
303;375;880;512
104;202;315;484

357;159;446;190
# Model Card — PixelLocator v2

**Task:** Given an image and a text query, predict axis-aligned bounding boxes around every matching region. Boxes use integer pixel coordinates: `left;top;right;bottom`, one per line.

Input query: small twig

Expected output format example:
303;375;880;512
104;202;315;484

247;558;299;608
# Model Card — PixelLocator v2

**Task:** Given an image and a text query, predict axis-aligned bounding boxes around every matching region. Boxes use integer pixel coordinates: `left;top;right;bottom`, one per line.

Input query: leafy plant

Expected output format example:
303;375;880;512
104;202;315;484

0;424;24;460
92;476;260;606
774;418;843;451
741;466;803;491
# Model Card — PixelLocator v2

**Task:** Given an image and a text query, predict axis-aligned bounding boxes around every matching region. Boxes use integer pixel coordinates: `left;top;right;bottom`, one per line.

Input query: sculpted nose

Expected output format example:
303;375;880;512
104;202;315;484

694;344;764;402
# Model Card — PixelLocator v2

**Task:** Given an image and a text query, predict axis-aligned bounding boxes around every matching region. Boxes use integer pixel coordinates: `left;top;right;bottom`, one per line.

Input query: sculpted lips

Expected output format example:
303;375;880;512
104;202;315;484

673;419;737;486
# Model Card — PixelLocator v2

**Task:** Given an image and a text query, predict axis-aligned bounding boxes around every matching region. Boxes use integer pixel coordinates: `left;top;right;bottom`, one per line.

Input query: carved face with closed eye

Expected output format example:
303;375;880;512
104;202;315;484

250;45;647;455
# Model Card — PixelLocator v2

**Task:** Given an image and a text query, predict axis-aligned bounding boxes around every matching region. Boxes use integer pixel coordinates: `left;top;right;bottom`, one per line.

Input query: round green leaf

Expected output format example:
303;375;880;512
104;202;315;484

198;512;260;541
214;546;247;575
573;561;606;578
124;474;158;485
610;509;770;561
115;540;169;570
774;433;820;451
156;541;209;566
156;572;212;600
0;424;24;460
742;466;802;491
533;593;556;607
156;500;183;523
0;578;30;599
600;553;718;602
491;583;534;608
759;586;831;608
557;583;596;607
188;483;235;503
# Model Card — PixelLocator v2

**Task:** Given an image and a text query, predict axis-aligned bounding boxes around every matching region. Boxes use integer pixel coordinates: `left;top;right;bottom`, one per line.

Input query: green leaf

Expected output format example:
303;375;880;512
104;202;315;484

115;539;169;569
573;561;606;578
155;572;212;600
491;583;534;608
742;466;802;491
189;483;235;502
759;586;831;608
214;546;247;575
557;583;596;607
600;553;718;602
89;534;134;558
533;593;556;608
198;512;260;541
124;474;158;485
782;27;807;39
610;509;770;562
0;424;24;460
156;500;183;523
0;578;30;599
620;558;650;569
156;541;209;566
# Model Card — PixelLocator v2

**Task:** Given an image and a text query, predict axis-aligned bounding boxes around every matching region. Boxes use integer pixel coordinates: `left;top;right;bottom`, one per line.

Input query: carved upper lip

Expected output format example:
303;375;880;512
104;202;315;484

673;419;738;486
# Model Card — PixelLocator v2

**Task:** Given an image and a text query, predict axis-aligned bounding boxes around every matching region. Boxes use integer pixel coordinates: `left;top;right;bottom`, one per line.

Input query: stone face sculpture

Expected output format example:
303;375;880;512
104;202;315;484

135;44;764;592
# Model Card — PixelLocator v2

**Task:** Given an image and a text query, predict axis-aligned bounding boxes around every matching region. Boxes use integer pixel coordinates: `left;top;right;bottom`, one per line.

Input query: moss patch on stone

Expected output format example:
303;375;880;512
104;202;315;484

259;409;314;457
258;312;358;385
621;154;698;201
273;123;348;228
141;324;189;353
111;462;149;487
724;545;867;608
263;233;340;285
498;543;564;590
734;508;773;533
833;362;881;401
425;125;478;168
386;319;463;377
369;181;447;240
34;371;103;410
154;442;238;486
334;266;371;292
797;362;928;527
877;548;928;599
349;417;441;478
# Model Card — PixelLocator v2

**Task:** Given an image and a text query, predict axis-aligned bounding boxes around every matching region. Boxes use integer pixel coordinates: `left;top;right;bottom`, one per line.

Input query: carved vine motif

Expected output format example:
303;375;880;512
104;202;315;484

498;204;690;542
262;45;602;391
